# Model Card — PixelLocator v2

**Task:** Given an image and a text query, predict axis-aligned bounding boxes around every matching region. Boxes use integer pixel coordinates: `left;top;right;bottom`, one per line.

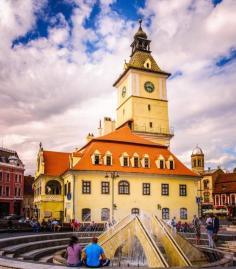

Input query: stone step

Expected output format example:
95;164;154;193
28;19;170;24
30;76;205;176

2;237;91;256
0;231;102;249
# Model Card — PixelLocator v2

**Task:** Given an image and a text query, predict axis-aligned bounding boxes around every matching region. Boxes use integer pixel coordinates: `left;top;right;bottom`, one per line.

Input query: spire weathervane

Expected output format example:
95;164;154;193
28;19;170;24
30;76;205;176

139;19;142;29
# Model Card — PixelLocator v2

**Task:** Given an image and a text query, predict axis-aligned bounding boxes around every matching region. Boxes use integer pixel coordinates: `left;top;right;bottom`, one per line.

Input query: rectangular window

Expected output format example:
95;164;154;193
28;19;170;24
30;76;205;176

15;174;18;182
149;122;153;128
101;181;110;194
15;187;17;196
0;172;2;181
6;186;10;196
179;184;187;196
68;182;71;193
0;185;2;195
134;157;139;167
64;184;67;196
19;175;21;183
82;181;91;194
106;156;111;166
143;183;150;195
144;158;149;168
94;155;99;165
169;160;174;170
161;184;169;196
6;173;10;182
148;104;151;111
123;157;128;167
18;188;21;196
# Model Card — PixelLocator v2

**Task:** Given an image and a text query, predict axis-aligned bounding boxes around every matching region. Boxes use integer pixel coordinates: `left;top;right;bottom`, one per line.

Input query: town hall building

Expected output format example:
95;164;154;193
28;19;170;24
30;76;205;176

33;21;199;223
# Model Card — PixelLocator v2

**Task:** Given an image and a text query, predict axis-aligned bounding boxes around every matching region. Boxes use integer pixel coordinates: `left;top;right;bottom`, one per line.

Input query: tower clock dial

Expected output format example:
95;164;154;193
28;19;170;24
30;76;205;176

122;87;126;97
144;81;155;93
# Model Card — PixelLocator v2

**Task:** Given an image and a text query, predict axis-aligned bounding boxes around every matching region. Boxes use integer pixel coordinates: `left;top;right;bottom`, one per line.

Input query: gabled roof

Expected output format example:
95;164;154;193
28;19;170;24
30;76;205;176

73;126;198;177
43;151;70;176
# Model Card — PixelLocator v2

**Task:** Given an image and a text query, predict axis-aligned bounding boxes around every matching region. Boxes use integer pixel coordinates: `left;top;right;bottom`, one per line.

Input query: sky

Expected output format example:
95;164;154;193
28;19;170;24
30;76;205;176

0;0;236;175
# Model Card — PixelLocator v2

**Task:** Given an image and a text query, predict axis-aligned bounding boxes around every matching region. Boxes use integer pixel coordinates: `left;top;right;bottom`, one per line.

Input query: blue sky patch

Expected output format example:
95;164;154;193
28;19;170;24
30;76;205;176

216;48;236;67
12;0;75;47
169;70;183;80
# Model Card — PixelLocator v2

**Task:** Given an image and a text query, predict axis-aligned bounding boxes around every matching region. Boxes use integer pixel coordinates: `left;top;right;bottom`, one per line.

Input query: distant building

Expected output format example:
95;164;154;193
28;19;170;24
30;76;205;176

213;172;236;218
23;175;34;218
0;147;24;217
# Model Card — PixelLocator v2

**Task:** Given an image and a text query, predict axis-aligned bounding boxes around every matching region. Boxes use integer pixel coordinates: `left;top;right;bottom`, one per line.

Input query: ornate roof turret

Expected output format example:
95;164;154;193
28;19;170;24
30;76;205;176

192;145;204;156
134;19;147;39
130;19;151;56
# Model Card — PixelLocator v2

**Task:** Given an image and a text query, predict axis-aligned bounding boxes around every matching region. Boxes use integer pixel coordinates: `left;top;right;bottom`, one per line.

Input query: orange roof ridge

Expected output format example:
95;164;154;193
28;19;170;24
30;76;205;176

96;125;166;147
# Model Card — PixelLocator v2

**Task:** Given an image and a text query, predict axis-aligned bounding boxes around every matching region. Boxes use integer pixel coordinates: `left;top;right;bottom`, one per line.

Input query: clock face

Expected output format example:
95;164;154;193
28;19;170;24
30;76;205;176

122;87;126;97
144;81;155;93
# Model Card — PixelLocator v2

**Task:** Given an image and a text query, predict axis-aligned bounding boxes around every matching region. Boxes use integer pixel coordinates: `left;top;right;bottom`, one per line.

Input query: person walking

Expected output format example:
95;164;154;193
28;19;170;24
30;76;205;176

171;217;177;233
213;215;220;243
206;214;214;248
82;237;110;267
192;215;201;245
66;236;82;267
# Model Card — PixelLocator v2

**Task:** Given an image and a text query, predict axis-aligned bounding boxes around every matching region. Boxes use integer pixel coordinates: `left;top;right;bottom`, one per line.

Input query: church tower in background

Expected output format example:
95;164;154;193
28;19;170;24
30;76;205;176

113;20;174;147
191;145;205;175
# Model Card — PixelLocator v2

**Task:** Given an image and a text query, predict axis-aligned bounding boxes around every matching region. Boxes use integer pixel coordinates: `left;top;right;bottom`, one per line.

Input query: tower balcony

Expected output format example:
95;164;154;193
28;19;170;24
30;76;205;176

133;124;174;137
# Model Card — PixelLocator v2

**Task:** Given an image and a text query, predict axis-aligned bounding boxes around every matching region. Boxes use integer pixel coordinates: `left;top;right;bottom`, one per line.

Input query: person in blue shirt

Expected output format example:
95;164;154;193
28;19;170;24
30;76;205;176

82;237;110;268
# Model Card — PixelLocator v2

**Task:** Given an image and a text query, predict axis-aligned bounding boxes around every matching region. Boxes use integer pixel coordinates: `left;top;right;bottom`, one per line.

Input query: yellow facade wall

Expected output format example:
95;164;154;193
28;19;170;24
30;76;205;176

66;172;198;223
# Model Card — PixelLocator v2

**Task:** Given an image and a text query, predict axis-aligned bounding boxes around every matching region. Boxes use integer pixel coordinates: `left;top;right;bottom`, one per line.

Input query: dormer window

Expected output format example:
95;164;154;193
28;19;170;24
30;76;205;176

91;150;101;165
156;155;165;169
94;155;99;165
160;160;164;169
106;156;111;165
144;58;152;69
134;157;139;167
104;151;112;166
167;156;175;170
120;152;129;167
123;157;128;167
141;154;150;168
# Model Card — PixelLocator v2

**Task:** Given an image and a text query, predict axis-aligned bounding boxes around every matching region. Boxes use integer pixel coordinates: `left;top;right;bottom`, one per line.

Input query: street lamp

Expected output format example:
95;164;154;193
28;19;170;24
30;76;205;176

105;171;119;223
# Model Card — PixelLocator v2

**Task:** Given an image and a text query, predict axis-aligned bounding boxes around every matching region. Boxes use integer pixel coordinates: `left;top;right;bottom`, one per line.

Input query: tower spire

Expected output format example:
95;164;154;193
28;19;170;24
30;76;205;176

130;20;150;56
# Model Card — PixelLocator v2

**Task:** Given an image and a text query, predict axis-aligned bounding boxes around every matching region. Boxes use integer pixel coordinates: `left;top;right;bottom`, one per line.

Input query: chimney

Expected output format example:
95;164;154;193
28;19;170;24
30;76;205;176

86;133;94;142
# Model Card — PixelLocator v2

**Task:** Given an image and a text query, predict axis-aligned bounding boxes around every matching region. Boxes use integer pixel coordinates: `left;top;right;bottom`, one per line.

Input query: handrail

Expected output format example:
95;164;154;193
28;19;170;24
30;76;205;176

153;216;191;266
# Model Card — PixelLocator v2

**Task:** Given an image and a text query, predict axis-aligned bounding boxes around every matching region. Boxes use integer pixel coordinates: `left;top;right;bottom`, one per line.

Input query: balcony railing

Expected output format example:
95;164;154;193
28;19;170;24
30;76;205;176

133;124;174;136
34;194;63;202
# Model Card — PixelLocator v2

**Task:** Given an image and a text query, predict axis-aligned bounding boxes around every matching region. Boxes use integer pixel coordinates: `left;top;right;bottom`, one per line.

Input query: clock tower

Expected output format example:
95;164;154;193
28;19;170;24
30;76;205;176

113;20;174;146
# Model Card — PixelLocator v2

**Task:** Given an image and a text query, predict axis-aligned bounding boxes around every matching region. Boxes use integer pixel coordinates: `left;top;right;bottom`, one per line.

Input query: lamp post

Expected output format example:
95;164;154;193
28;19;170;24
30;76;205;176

105;171;119;223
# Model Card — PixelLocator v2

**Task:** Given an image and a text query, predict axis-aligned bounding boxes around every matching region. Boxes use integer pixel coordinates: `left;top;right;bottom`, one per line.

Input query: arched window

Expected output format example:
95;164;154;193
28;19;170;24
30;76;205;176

203;180;209;189
118;181;130;194
101;208;110;221
180;208;187;220
215;195;219;205
167;156;175;170
82;208;91;221
162;208;169;220
45;180;61;195
193;160;196;167
131;208;140;215
120;152;129;167
222;195;226;205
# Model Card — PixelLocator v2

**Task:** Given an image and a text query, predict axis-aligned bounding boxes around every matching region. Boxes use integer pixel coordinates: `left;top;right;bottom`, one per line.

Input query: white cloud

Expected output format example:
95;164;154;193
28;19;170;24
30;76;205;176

0;0;236;175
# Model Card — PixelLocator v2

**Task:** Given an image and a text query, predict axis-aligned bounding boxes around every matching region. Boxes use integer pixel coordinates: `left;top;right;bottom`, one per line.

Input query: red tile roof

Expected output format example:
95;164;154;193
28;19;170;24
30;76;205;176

73;126;198;177
43;151;70;176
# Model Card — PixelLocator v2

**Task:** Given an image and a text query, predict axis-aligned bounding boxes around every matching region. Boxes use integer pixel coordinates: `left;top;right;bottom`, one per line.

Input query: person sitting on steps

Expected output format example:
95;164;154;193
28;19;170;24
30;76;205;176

82;237;110;268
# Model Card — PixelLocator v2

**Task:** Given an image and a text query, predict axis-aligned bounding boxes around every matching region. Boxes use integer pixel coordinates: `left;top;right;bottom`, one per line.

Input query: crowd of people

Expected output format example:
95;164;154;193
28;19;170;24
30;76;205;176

169;214;220;248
